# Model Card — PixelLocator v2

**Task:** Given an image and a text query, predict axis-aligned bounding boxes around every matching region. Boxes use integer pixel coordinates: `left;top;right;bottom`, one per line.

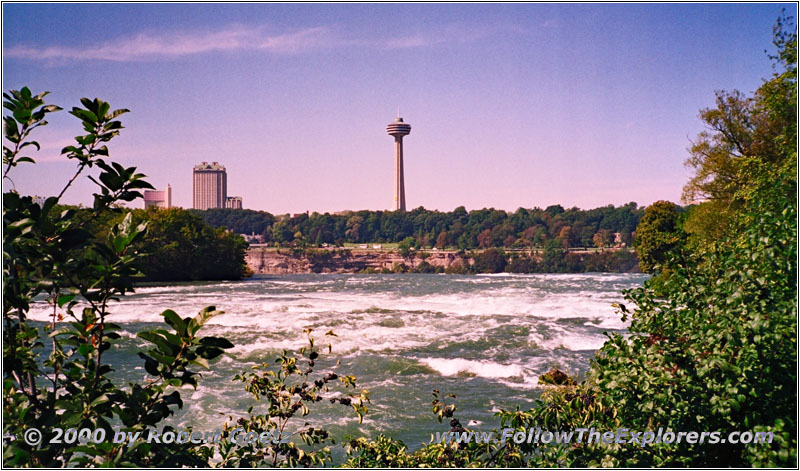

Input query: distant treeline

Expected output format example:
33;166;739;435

190;203;643;249
378;247;639;275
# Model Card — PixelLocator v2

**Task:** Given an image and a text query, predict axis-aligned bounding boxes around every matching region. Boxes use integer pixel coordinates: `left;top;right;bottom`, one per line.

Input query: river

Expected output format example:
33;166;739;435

28;273;646;451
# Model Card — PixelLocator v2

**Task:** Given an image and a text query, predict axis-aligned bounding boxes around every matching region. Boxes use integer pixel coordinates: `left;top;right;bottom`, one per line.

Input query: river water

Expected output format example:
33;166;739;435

28;273;646;451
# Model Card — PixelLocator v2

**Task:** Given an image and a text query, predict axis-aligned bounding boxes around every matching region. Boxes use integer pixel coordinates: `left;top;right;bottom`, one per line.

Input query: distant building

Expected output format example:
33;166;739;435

193;162;227;210
226;196;243;209
143;184;172;209
239;232;264;243
31;195;47;207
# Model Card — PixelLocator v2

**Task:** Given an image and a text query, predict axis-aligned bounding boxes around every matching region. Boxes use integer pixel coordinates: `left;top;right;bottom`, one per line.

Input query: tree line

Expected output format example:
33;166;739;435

190;202;642;250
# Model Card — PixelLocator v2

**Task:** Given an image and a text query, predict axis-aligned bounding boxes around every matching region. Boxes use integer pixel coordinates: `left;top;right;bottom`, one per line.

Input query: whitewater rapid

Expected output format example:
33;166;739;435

27;273;647;447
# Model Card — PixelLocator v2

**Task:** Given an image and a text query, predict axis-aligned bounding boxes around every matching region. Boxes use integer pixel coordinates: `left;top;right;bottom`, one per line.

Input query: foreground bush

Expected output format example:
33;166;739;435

2;89;366;467
339;17;798;467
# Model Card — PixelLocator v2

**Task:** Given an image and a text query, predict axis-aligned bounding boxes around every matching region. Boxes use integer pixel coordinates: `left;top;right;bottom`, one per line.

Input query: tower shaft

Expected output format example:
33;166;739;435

394;137;406;211
386;116;411;212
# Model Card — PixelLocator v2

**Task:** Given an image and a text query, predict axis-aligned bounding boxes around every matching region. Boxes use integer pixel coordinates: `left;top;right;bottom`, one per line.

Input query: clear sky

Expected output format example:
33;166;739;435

2;3;794;213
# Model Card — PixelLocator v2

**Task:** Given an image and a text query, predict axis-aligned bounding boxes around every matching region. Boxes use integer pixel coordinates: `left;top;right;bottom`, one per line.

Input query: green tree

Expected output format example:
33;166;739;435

435;230;447;249
130;208;248;281
3;88;369;467
271;220;292;246
3;88;234;466
472;248;507;273
682;12;796;246
634;200;685;273
592;228;614;249
397;236;415;257
540;239;566;272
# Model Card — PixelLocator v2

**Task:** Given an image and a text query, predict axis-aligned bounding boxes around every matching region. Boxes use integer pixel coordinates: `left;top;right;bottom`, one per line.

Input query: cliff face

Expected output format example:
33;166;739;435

246;248;468;274
246;247;639;275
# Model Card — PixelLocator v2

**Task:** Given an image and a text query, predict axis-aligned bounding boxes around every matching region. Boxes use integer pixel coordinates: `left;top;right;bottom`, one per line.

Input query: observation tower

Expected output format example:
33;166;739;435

386;116;411;211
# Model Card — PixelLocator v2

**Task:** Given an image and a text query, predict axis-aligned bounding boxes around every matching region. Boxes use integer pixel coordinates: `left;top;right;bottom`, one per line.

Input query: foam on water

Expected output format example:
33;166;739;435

419;357;525;379
26;274;639;359
25;273;647;444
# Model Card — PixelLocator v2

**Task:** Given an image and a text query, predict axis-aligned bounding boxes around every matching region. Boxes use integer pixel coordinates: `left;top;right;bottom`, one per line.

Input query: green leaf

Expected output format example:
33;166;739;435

187;306;223;336
196;345;224;360
191;357;210;369
18;141;40;151
149;351;176;366
138;331;178;355
199;336;234;349
138;353;161;376
57;294;77;308
13;108;32;122
162;309;186;336
89;394;110;407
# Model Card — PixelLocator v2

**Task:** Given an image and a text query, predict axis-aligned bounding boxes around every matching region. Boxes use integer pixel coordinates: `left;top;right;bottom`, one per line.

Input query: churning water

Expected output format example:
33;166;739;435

28;273;647;449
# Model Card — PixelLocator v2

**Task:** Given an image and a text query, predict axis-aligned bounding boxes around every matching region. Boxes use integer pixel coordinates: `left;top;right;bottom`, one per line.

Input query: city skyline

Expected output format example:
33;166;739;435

2;3;793;213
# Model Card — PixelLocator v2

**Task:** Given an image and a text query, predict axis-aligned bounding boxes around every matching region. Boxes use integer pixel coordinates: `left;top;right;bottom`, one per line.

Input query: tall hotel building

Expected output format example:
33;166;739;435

193;162;227;209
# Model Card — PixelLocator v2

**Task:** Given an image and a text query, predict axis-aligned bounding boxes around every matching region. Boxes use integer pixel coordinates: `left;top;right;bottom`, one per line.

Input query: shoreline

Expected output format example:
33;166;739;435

245;247;639;275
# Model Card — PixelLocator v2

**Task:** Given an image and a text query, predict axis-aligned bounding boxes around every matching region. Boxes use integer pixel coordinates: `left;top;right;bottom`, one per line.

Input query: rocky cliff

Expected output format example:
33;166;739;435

246;248;468;274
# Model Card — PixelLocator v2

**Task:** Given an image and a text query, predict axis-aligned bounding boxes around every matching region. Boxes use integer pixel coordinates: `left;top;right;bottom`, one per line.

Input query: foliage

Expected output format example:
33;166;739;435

472;248;507;273
506;248;638;274
574;166;796;466
681;9;797;246
397;236;416;257
189;208;274;235
342;16;797;468
128;208;248;282
2;88;234;466
46;206;250;282
634;200;686;274
2;88;367;468
215;329;369;467
3;88;61;177
194;203;643;250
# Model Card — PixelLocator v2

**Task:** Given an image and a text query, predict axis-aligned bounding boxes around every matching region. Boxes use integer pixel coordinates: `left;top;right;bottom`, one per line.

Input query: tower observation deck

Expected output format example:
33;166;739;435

386;117;411;211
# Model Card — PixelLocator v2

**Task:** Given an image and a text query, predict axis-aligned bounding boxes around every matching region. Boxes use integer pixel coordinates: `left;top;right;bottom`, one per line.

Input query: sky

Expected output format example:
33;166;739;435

2;3;794;214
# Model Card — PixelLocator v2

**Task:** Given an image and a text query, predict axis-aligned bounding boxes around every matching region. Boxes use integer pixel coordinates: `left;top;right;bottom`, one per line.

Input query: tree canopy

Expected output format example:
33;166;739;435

194;203;643;250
